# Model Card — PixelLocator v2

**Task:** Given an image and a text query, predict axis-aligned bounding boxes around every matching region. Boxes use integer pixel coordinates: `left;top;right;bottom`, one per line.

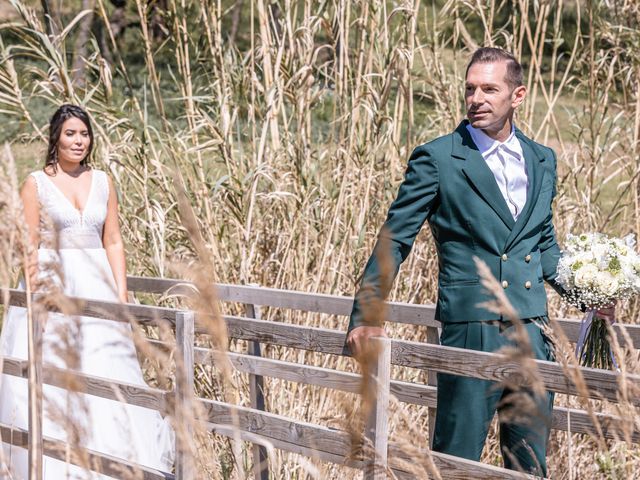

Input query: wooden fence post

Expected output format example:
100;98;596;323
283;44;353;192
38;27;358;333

243;301;269;480
28;300;43;480
426;326;440;448
175;310;195;480
364;337;391;480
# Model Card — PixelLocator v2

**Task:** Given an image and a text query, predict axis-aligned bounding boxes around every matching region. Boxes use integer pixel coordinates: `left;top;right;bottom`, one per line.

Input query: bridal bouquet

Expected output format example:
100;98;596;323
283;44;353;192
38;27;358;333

556;233;640;369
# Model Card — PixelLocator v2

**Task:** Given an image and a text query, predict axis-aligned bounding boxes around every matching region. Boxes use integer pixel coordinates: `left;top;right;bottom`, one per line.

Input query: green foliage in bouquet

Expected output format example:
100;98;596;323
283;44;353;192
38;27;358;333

577;316;615;370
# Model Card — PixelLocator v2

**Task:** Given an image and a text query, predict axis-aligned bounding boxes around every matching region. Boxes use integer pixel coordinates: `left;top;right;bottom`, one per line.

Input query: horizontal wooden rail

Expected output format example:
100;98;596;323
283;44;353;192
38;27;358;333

556;318;640;349
0;424;173;479
390;446;536;480
0;359;172;478
2;357;167;412
3;280;638;478
2;351;610;479
126;276;640;348
0;289;176;326
127;276;439;327
194;347;639;443
210;315;640;405
9;344;637;449
5;288;640;353
199;396;356;466
1;356;528;479
199;398;534;479
2;290;637;405
392;341;640;405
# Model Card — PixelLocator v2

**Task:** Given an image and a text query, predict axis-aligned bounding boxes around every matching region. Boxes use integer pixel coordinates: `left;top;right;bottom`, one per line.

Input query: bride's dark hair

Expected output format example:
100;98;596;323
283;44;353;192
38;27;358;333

45;104;94;174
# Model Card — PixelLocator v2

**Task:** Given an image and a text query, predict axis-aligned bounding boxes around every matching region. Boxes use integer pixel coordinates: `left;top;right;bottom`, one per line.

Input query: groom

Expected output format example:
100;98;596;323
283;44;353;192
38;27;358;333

347;47;614;475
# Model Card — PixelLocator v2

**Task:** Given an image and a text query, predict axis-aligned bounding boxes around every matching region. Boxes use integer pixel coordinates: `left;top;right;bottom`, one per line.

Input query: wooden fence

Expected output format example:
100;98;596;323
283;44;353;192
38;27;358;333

1;275;639;479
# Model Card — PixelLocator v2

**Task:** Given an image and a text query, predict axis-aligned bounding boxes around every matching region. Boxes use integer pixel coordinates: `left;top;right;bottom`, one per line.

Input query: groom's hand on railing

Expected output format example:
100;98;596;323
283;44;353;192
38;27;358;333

346;326;387;359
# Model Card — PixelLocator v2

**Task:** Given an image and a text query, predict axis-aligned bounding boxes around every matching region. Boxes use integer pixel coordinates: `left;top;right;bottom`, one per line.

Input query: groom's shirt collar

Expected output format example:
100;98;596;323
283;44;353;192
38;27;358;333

465;124;523;160
465;123;528;220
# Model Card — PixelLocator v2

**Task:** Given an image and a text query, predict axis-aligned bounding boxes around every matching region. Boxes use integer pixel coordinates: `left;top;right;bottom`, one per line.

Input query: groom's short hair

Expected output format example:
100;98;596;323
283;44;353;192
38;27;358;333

466;47;523;89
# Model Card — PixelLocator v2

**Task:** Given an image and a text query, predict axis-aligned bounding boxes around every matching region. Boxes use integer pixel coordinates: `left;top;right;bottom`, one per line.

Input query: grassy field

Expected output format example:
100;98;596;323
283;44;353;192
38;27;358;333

1;0;640;478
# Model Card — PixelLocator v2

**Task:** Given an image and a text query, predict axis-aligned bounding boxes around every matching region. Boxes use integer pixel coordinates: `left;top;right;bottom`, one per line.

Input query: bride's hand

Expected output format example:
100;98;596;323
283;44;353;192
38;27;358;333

118;290;129;304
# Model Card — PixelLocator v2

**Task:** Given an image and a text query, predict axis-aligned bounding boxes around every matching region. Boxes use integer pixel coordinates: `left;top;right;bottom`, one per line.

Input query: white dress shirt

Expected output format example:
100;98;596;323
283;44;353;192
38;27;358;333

466;124;528;220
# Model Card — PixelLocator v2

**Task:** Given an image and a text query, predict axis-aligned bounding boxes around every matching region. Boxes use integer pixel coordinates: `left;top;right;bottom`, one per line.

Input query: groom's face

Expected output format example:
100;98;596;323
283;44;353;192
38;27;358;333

464;60;526;133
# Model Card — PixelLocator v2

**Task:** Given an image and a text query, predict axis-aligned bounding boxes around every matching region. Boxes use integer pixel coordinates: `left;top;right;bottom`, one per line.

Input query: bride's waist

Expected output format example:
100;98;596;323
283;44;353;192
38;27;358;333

40;229;103;250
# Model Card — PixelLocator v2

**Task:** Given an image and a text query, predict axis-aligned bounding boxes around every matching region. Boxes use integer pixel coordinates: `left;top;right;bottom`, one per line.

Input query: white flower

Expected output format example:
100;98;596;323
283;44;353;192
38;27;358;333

574;264;599;288
575;251;595;265
557;232;640;306
591;243;608;262
594;271;619;297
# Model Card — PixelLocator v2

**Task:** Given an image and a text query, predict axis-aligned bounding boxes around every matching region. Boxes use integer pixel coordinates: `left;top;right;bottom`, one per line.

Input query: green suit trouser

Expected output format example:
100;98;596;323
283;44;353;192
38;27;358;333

432;318;554;477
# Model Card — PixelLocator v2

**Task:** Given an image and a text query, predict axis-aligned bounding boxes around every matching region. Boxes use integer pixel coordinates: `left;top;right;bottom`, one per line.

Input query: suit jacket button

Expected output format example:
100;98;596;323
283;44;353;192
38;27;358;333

525;281;532;289
525;254;531;262
501;254;508;261
502;280;509;288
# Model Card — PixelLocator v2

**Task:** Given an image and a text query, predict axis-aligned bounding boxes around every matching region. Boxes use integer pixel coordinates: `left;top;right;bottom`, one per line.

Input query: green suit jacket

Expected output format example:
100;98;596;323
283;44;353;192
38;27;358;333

348;120;564;331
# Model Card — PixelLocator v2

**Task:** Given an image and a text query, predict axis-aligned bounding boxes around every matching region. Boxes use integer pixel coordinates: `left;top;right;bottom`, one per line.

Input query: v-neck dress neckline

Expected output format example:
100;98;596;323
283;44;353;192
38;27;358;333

41;170;95;221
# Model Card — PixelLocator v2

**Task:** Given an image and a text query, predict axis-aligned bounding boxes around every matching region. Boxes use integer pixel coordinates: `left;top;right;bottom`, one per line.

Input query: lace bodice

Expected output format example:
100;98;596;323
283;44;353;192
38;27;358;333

30;169;109;249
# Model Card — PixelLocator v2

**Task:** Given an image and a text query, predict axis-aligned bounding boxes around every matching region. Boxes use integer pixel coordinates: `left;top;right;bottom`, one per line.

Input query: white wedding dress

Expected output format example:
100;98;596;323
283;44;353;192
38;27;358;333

0;170;174;479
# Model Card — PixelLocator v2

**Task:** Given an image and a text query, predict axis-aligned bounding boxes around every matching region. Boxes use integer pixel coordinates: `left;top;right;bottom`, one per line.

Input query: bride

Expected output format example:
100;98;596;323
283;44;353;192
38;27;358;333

0;104;174;478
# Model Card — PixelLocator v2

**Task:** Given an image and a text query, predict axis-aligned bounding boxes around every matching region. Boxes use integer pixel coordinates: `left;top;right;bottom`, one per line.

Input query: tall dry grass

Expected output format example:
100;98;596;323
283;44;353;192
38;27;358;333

0;0;640;478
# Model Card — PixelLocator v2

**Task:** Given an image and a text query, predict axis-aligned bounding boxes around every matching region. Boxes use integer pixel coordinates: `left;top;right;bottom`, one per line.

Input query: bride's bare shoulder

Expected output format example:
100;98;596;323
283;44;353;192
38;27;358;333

23;169;47;184
20;171;40;198
23;168;48;187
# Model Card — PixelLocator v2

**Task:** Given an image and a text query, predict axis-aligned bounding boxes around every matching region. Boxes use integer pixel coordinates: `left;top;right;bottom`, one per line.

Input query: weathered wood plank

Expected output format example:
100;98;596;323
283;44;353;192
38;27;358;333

224;315;350;356
6;287;640;352
364;337;391;480
175;311;196;480
198;397;353;459
210;315;639;404
243;301;269;480
126;276;438;326
425;326;439;448
552;405;640;443
555;318;640;349
9;349;635;447
195;348;361;393
392;379;438;407
8;283;640;350
4;300;628;407
2;357;166;411
0;289;176;326
389;446;537;479
28;304;43;480
222;317;640;405
204;347;431;406
126;276;640;347
196;348;638;442
209;422;364;469
202;402;533;480
0;424;173;480
391;341;640;405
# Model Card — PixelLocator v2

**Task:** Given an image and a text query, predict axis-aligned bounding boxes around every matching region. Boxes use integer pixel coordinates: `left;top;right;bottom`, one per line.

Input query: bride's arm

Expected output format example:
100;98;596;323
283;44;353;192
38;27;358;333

102;175;128;303
20;176;40;288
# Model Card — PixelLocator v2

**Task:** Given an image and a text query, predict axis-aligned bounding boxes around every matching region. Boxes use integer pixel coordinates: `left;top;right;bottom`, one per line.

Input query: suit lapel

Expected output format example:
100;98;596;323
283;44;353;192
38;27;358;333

452;122;515;229
503;130;546;250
